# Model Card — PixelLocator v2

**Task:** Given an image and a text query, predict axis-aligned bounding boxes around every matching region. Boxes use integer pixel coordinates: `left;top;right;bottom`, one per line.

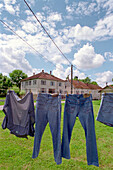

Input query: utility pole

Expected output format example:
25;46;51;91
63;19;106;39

71;64;73;94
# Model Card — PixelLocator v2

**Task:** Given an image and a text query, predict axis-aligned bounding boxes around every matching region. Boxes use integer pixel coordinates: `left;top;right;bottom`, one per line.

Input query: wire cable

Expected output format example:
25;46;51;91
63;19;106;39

24;0;72;65
0;20;57;68
0;20;89;80
23;0;90;79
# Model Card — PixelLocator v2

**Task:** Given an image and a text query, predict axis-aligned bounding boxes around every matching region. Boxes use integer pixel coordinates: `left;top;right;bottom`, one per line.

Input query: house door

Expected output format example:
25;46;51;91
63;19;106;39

49;89;55;93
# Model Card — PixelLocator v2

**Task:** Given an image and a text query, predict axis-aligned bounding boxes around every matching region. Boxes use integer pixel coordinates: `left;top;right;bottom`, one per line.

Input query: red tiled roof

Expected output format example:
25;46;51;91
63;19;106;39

21;71;65;82
71;80;89;89
109;85;113;89
86;83;102;90
69;80;102;90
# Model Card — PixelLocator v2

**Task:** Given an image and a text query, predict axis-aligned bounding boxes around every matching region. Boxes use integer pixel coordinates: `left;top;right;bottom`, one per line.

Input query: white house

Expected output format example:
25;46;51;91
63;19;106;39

21;70;102;100
21;70;67;99
98;84;113;96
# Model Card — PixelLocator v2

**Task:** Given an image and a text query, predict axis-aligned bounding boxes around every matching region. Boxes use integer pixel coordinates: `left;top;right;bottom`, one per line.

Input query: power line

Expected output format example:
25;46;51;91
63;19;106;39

24;0;72;65
23;0;90;79
0;20;57;68
0;20;89;80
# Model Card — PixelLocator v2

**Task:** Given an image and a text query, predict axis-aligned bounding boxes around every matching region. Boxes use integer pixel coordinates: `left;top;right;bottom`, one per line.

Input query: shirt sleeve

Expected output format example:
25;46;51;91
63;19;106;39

2;93;9;129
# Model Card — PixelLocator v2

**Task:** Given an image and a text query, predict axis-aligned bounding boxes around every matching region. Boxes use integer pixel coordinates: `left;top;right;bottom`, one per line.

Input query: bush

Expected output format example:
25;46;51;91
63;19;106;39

19;90;26;96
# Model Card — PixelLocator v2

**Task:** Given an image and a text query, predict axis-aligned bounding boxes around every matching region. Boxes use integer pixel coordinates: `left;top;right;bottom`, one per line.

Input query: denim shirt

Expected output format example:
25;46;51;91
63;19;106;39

2;90;35;138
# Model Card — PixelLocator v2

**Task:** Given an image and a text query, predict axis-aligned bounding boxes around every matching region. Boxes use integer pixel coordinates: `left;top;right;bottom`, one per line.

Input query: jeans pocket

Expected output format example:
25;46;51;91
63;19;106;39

68;105;76;114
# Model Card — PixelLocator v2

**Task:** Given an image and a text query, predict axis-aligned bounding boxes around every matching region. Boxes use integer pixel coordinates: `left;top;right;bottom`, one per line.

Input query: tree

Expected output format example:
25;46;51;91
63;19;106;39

74;76;78;80
0;73;13;96
74;76;98;85
91;81;98;85
66;75;69;80
9;70;27;91
79;77;91;84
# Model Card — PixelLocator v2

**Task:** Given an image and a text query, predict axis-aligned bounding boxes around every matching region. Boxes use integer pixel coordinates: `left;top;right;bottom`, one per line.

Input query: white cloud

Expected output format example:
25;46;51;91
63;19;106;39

73;43;105;70
3;0;17;15
0;3;3;8
94;14;113;38
96;71;113;87
65;0;69;4
1;4;113;80
0;32;43;76
62;13;113;42
65;67;86;79
96;0;113;15
52;64;86;80
67;24;94;41
5;4;15;15
103;0;113;14
66;1;99;16
47;12;62;22
66;5;75;14
21;21;38;34
104;52;113;61
53;64;66;79
0;46;32;74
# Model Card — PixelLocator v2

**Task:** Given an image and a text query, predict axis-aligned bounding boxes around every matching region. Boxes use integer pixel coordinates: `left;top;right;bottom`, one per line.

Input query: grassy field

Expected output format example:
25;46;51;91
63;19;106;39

0;101;113;169
0;97;5;105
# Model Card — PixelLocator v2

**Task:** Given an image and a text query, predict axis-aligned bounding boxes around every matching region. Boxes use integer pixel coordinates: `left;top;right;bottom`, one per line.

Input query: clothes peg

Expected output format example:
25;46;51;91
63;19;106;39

67;91;69;96
52;91;59;97
83;93;90;98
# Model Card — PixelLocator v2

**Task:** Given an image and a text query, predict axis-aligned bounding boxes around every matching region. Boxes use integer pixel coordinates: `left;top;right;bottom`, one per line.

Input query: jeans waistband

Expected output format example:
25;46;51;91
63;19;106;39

66;94;92;104
37;93;61;102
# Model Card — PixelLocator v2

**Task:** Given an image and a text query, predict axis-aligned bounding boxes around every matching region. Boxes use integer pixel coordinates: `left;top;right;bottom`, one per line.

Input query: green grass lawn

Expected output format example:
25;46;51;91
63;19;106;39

0;97;5;105
0;101;113;169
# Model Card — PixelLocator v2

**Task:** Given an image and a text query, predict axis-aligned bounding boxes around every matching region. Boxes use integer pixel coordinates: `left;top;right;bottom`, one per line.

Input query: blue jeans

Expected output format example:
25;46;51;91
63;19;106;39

96;93;113;126
32;93;62;165
61;94;99;166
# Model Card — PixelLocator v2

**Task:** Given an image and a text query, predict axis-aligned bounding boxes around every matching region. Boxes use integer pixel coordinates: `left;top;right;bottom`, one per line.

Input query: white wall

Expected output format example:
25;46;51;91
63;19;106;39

21;79;66;95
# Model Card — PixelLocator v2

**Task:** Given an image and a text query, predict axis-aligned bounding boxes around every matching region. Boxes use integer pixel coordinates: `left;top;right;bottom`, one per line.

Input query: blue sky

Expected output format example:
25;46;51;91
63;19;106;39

0;0;113;87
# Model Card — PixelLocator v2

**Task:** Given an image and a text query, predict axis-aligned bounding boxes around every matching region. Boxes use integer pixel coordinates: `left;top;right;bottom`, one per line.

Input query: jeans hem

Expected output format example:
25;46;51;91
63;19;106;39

32;155;38;159
62;156;70;159
88;162;99;167
56;161;62;165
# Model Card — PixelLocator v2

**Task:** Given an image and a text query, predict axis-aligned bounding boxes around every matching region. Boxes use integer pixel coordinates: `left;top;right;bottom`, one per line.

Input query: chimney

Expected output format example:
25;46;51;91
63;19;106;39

106;82;108;86
50;71;52;75
33;72;35;76
42;70;44;73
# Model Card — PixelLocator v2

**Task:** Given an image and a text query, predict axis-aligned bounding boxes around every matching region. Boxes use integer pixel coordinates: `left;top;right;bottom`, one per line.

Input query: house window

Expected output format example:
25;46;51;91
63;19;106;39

33;80;37;85
65;85;67;89
29;80;31;85
76;91;79;94
41;80;46;85
25;81;28;86
41;88;46;93
64;91;67;94
81;91;84;94
59;89;62;94
49;89;55;93
59;82;62;86
50;81;55;86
